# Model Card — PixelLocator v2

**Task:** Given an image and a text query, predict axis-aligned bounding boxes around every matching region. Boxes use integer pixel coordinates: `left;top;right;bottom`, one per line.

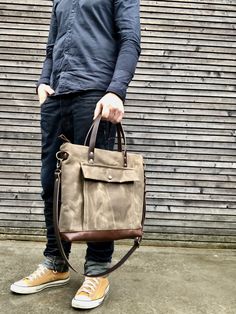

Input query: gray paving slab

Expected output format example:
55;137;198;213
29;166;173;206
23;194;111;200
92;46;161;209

0;240;235;314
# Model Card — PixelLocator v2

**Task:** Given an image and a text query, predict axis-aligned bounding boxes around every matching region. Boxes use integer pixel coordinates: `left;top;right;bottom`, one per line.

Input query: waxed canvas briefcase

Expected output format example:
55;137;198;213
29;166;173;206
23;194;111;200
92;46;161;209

53;116;146;275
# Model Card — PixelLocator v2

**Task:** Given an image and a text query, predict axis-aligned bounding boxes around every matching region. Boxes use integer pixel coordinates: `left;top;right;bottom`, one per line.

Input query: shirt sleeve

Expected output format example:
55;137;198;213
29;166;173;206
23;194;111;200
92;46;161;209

36;3;58;89
106;0;141;101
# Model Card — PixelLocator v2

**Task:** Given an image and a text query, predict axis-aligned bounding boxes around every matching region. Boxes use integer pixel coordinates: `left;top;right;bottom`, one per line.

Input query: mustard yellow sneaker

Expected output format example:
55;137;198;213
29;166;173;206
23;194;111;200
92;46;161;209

72;276;109;309
10;264;70;294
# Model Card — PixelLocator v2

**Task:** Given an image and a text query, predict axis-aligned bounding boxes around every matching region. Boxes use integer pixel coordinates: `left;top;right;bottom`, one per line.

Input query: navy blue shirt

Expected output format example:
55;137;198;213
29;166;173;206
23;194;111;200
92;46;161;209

38;0;141;100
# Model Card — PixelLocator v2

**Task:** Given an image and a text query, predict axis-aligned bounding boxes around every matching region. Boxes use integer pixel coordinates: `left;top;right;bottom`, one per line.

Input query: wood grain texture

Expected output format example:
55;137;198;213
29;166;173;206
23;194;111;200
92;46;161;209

0;0;236;246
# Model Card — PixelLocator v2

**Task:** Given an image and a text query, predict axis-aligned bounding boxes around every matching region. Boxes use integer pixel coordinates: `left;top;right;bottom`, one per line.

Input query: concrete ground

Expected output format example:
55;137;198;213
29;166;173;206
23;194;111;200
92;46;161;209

0;240;235;314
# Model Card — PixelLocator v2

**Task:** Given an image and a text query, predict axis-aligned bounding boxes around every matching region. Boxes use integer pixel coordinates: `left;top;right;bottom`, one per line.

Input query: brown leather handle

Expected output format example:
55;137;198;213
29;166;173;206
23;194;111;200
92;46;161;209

84;115;128;167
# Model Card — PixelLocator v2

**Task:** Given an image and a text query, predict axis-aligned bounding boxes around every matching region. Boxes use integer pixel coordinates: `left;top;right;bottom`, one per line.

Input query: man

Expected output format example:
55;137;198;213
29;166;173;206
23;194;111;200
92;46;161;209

11;0;141;310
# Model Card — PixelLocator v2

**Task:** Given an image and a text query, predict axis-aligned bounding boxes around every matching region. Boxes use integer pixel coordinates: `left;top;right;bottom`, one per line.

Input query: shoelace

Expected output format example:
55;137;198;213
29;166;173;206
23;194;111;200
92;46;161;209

25;264;48;281
79;277;100;295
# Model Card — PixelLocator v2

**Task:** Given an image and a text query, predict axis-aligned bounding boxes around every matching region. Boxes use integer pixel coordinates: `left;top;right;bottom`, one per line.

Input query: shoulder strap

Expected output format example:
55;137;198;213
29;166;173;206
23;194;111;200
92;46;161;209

53;167;77;272
53;162;146;277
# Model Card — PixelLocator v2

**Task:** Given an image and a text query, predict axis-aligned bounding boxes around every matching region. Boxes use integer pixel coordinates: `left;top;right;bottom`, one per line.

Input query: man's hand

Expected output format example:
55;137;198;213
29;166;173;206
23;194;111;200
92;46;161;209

94;92;124;124
38;84;55;105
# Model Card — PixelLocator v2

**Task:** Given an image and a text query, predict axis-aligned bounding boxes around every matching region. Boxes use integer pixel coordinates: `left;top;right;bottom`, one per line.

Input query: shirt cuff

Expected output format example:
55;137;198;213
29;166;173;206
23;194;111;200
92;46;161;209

106;85;127;102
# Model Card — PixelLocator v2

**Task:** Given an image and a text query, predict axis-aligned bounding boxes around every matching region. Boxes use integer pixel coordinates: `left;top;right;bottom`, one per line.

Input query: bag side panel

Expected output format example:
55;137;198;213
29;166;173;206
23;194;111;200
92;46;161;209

58;145;88;232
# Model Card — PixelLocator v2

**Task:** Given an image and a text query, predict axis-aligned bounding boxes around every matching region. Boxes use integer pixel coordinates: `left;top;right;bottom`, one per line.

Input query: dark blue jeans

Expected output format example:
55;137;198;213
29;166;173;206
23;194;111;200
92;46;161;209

40;90;116;273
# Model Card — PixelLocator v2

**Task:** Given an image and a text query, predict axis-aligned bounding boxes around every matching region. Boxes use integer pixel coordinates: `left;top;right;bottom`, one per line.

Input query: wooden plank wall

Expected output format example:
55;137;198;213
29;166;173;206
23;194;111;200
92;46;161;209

0;0;236;247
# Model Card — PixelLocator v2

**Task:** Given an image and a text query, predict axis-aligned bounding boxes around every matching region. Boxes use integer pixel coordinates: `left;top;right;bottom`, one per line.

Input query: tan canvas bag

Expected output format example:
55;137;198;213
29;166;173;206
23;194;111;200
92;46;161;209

53;116;146;276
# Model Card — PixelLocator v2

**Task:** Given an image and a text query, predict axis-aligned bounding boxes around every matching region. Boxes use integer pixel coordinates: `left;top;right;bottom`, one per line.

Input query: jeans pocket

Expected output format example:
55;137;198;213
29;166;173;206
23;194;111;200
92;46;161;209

40;96;50;108
40;96;57;134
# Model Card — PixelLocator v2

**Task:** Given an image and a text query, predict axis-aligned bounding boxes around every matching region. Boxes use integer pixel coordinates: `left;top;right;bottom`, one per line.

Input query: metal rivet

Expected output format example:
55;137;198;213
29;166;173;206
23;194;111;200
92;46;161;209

89;159;94;164
108;175;112;180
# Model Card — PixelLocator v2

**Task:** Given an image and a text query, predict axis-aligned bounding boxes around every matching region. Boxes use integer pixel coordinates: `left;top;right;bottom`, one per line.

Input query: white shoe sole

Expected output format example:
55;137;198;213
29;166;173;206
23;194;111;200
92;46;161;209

10;277;70;294
71;285;109;309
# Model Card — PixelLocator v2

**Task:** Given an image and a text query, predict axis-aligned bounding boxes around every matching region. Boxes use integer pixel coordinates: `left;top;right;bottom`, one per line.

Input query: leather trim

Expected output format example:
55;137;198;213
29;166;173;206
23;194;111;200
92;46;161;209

60;229;143;242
